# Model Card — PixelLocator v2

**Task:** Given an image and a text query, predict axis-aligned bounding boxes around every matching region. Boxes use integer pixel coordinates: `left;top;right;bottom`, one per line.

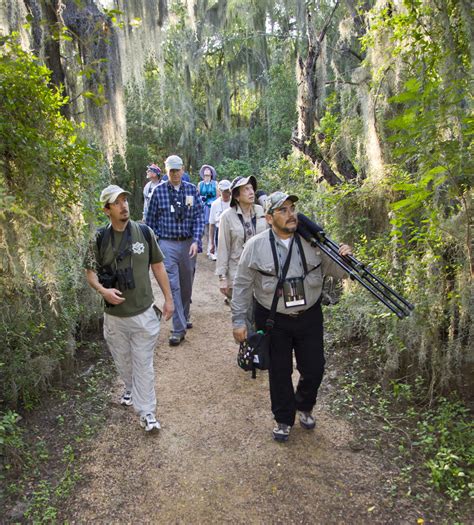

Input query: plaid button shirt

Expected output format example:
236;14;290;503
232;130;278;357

145;180;205;243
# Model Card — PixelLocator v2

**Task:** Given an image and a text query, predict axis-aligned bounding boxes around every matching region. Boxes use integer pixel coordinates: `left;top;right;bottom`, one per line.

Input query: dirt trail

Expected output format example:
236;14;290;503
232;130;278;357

62;254;415;524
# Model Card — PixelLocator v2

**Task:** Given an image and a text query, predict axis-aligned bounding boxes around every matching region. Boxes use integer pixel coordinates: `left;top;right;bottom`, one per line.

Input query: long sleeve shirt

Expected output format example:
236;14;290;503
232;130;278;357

142;180;160;220
145;180;205;244
215;204;267;285
231;229;348;327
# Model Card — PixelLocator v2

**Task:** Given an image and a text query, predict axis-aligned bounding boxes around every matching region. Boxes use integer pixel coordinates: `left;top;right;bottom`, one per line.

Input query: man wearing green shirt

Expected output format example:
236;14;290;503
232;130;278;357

85;185;174;432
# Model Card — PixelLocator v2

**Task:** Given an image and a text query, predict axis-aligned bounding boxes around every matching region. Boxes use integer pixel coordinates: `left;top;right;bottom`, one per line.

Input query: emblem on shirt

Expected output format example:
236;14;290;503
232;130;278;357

132;242;145;255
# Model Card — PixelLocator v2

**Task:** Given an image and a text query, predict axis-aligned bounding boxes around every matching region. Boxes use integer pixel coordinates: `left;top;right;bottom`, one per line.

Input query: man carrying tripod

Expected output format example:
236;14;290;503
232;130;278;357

85;184;174;432
231;191;352;442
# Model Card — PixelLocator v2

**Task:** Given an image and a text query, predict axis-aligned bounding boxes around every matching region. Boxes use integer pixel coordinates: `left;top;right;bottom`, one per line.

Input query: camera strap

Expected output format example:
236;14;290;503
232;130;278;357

110;221;132;266
168;184;186;221
264;230;293;331
237;212;257;243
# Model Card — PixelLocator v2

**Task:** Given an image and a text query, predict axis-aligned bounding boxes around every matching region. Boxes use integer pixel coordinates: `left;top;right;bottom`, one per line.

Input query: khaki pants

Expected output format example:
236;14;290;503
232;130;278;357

103;306;160;416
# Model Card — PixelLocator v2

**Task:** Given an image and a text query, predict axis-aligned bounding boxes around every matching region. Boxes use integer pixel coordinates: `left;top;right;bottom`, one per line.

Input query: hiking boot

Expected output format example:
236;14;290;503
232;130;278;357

272;423;291;442
120;389;133;406
140;413;161;432
299;411;316;430
169;334;185;346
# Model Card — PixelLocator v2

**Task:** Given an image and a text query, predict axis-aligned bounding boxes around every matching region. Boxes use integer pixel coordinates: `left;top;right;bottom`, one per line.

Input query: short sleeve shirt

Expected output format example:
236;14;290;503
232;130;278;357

84;221;164;317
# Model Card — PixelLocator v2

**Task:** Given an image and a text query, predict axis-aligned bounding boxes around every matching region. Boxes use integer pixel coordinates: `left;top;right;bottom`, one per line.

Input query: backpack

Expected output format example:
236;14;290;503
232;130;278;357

96;223;153;265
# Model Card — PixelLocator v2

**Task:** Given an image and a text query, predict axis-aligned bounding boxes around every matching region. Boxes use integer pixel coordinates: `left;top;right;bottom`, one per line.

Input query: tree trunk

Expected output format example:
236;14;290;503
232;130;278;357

293;0;358;186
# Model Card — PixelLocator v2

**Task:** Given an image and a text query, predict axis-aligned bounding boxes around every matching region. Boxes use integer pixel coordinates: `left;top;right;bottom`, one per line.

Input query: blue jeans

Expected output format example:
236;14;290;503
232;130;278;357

159;239;196;336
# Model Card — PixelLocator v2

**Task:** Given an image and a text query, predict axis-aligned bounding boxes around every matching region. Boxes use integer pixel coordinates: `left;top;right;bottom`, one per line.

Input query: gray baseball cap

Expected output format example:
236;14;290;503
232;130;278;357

218;179;232;191
100;184;131;206
264;191;299;214
165;155;184;170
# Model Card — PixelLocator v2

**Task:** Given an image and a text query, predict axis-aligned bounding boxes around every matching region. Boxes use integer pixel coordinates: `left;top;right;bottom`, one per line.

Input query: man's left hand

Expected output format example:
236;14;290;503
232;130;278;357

338;244;353;257
162;298;174;321
189;242;198;258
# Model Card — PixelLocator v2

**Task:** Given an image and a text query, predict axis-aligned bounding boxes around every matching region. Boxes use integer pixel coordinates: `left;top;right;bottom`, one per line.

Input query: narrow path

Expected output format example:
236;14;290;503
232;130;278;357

63;254;413;524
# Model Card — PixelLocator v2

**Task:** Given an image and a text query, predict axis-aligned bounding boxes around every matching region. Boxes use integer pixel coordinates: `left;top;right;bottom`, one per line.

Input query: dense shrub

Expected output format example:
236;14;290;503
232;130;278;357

0;36;101;408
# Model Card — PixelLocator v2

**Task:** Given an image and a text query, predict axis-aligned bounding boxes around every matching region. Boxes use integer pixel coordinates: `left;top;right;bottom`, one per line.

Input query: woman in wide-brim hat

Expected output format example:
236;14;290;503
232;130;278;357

215;175;267;317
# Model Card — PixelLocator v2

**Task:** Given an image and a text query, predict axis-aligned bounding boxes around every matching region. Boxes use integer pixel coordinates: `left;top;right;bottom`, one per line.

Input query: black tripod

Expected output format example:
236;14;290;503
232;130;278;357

297;213;414;319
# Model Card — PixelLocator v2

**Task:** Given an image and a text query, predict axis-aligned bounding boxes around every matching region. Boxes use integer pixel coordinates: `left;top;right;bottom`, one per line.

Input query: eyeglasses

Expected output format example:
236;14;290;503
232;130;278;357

273;205;296;215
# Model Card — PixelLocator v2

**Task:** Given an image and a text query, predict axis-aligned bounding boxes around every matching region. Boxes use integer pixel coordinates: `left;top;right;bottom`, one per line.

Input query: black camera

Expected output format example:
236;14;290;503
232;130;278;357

98;266;117;289
116;267;135;290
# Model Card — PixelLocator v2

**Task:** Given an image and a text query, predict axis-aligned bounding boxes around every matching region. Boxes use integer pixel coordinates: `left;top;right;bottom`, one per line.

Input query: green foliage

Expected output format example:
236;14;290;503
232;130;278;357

0;411;25;476
309;0;473;407
216;158;253;181
0;35;101;408
123;1;297;178
415;399;473;502
328;348;473;508
2;352;114;521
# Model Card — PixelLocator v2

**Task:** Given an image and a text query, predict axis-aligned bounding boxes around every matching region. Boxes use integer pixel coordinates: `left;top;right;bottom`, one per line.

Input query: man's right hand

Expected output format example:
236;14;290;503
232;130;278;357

233;326;247;343
101;288;125;305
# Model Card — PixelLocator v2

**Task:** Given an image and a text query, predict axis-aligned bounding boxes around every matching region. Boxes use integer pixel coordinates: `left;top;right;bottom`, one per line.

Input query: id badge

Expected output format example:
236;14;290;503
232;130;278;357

282;277;306;308
185;195;194;207
170;204;175;213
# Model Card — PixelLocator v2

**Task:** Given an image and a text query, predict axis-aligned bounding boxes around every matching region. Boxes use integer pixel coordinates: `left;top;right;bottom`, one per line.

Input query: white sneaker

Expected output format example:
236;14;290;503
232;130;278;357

120;389;132;406
210;253;217;261
140;413;161;432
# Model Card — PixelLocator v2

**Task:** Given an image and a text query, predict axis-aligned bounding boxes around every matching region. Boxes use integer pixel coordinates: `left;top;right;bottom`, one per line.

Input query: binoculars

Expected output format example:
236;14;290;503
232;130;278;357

98;266;135;292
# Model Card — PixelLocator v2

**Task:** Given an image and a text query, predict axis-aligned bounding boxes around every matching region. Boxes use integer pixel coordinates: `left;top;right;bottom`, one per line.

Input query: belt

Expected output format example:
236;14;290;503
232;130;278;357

286;310;305;318
160;236;192;241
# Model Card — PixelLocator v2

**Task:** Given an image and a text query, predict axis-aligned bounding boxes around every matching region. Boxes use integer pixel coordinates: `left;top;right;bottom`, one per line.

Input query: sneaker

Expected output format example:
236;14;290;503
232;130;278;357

140;413;161;432
186;321;193;329
120;390;132;406
210;253;217;261
299;411;316;430
169;334;185;346
272;423;291;442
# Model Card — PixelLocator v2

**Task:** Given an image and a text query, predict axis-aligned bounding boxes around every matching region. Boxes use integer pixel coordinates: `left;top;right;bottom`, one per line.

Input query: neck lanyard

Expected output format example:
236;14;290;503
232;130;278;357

270;232;308;278
237;210;257;243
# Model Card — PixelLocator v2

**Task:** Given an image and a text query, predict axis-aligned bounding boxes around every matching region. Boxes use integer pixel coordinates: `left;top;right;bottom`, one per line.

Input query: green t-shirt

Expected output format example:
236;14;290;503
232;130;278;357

84;221;164;317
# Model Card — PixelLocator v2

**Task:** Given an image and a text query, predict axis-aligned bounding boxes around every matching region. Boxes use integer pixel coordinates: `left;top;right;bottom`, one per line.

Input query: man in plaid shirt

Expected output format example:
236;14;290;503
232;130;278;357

146;155;204;346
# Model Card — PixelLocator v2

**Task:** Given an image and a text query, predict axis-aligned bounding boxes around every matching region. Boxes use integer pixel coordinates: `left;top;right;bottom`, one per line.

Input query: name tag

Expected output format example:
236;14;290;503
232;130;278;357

185;195;194;206
170;205;175;213
283;277;307;308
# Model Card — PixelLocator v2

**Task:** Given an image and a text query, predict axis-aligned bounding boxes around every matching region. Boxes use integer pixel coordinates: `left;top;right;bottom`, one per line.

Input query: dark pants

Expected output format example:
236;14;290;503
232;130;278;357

255;300;325;427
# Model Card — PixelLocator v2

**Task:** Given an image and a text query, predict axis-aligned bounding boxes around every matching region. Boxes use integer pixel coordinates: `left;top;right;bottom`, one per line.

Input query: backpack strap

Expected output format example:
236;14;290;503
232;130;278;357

138;223;153;265
294;232;309;276
96;225;112;266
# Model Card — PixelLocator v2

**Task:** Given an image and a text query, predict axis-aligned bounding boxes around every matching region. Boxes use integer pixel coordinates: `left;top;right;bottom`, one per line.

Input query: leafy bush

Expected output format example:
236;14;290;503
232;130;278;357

0;410;25;476
0;35;101;408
